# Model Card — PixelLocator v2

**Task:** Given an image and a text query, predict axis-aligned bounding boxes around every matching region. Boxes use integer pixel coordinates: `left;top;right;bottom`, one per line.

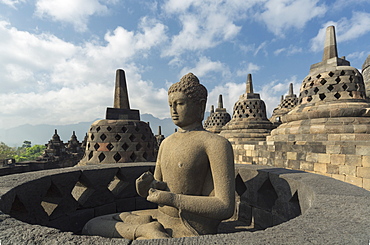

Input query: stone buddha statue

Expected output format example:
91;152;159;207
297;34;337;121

82;73;235;240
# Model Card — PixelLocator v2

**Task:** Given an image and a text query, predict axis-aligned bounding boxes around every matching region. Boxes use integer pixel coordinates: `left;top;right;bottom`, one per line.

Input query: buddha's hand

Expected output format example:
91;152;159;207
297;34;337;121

136;172;168;198
147;188;178;207
136;172;155;198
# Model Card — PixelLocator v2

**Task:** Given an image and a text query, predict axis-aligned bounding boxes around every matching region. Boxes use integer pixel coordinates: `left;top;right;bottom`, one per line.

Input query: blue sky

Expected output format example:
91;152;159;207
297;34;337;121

0;0;370;131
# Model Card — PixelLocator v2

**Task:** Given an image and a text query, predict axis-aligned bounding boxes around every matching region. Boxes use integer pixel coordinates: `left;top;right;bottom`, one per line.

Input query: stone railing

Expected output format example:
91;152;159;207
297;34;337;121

0;163;369;244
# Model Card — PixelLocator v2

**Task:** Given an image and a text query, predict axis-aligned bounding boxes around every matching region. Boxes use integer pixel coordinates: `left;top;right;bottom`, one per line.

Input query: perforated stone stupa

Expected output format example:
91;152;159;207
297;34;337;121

236;26;370;190
78;69;156;165
220;74;275;144
204;95;231;133
269;83;298;125
203;105;214;129
362;54;370;98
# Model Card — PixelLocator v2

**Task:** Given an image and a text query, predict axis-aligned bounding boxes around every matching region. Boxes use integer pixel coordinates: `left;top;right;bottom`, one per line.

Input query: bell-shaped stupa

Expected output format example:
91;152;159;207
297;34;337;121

269;83;298;125
281;26;369;124
362;54;370;98
204;95;231;133
220;74;275;144
78;69;156;165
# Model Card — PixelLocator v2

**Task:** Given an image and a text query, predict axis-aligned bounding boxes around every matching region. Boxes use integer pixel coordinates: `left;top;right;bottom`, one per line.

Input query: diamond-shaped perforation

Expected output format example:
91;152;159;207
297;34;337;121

309;81;314;87
96;126;101;132
257;178;278;210
113;153;121;162
143;152;148;160
307;96;312;102
108;176;130;196
129;134;136;142
319;93;326;100
320;79;326;85
335;77;341;84
107;143;114;151
235;174;247;196
130;152;137;161
71;181;88;204
316;74;321;79
328;71;334;77
327;84;334;91
115;134;121;141
122;143;129;151
136;143;142;151
334;92;341;99
313;87;319;94
340;70;345;76
88;151;93;160
134;126;140;132
98;153;106;162
107;126;112;131
41;182;64;216
122;126;128;133
91;134;95;140
94;143;100;150
141;134;146;140
342;84;348;90
100;134;107;141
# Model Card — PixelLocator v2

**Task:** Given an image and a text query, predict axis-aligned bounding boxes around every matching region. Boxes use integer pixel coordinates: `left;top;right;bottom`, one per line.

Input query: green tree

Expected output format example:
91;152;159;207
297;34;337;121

14;144;46;162
0;142;16;160
22;140;32;148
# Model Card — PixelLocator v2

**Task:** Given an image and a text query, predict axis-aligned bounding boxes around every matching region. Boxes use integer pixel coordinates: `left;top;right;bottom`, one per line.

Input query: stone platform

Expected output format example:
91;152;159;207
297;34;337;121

0;163;369;244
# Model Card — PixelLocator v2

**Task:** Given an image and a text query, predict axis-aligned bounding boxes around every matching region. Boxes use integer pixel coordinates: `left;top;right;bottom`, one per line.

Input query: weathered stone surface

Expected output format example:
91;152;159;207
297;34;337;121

82;73;235;239
0;164;369;244
204;94;231;133
220;74;275;145
79;70;156;165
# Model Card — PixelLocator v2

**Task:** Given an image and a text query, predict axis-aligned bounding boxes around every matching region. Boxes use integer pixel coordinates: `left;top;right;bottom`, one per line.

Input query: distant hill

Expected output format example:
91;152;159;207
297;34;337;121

0;114;181;147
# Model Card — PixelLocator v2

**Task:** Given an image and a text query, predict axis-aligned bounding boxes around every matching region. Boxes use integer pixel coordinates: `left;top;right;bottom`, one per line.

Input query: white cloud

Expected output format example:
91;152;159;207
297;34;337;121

162;0;251;57
179;56;225;78
35;0;114;32
259;76;301;117
256;0;327;36
310;12;370;53
208;82;245;116
0;0;25;9
274;45;302;56
254;41;268;56
236;62;261;77
0;20;169;129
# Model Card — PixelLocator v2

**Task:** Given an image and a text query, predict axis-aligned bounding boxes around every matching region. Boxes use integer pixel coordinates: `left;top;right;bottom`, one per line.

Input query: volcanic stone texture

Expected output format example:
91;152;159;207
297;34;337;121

79;120;156;165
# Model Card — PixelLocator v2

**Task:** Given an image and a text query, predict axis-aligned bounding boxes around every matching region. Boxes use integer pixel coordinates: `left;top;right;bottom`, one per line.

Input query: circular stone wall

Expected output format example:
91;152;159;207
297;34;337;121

0;163;369;244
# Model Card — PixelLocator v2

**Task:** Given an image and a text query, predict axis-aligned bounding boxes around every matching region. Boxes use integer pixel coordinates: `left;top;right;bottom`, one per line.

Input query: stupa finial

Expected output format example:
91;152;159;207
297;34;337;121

322;26;338;61
246;74;253;93
158;126;162;135
218;95;223;109
210;105;214;114
114;69;130;109
289;83;294;96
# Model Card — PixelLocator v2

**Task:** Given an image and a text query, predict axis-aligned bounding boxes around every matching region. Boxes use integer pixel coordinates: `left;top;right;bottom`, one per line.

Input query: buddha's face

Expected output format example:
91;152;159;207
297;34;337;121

168;92;203;128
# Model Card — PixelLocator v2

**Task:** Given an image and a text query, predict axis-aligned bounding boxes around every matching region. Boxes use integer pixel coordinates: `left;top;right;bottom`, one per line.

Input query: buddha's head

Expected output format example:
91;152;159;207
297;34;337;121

168;73;207;129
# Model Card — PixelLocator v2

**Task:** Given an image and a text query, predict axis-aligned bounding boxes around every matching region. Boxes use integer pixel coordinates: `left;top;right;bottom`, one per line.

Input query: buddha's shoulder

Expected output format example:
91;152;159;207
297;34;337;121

164;130;230;144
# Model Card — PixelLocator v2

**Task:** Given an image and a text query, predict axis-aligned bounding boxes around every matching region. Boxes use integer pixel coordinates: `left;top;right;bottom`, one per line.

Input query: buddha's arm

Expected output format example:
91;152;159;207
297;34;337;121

147;138;235;220
136;147;167;198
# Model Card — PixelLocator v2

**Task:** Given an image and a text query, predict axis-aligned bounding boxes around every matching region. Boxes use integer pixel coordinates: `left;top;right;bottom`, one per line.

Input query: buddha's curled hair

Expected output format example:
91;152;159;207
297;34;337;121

168;73;207;102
